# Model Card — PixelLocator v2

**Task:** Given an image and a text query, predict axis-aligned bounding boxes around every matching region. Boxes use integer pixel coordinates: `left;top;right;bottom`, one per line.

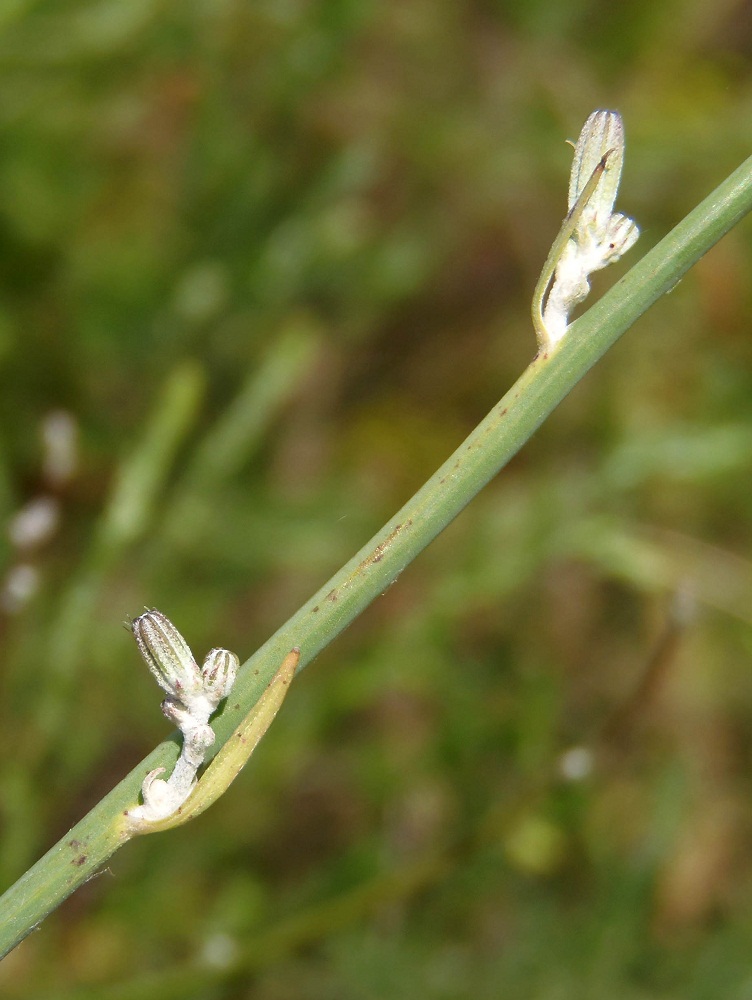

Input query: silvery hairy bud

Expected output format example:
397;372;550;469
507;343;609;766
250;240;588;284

201;648;239;709
131;608;203;705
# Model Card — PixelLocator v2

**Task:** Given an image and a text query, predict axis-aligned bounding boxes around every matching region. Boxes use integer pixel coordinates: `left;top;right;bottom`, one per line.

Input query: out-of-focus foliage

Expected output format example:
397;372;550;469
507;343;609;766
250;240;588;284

2;0;752;996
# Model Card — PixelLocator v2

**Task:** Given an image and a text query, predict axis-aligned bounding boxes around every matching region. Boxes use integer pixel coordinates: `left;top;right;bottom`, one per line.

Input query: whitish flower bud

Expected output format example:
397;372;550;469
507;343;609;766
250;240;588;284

535;109;639;348
131;609;203;704
160;696;196;732
201;648;239;708
568;109;625;223
599;212;639;265
130;767;188;824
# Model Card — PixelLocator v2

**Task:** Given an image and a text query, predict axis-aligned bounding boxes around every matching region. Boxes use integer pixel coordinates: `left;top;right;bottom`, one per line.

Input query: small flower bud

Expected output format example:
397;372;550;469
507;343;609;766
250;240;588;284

201;648;239;708
130;767;188;823
131;609;203;704
161;696;196;732
599;212;639;265
535;109;639;348
568;109;625;223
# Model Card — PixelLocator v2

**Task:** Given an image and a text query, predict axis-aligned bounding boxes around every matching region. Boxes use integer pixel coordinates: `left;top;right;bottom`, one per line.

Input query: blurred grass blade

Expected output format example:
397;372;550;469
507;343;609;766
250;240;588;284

157;320;321;554
30;362;205;760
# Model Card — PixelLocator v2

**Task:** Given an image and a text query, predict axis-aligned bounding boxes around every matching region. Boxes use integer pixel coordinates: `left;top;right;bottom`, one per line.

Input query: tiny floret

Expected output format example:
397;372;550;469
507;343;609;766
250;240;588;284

534;109;639;349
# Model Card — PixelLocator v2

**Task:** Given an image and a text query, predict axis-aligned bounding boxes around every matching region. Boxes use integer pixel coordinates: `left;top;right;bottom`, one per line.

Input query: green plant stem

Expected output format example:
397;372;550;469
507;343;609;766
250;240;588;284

2;154;752;959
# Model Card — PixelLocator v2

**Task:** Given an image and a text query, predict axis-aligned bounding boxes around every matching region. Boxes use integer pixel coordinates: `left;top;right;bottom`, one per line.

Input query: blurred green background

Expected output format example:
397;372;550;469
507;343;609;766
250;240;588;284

3;0;752;996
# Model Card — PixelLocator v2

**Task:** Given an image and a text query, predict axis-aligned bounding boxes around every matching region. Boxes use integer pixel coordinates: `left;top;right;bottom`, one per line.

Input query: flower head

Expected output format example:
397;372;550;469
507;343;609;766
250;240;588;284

535;110;639;348
126;608;242;826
